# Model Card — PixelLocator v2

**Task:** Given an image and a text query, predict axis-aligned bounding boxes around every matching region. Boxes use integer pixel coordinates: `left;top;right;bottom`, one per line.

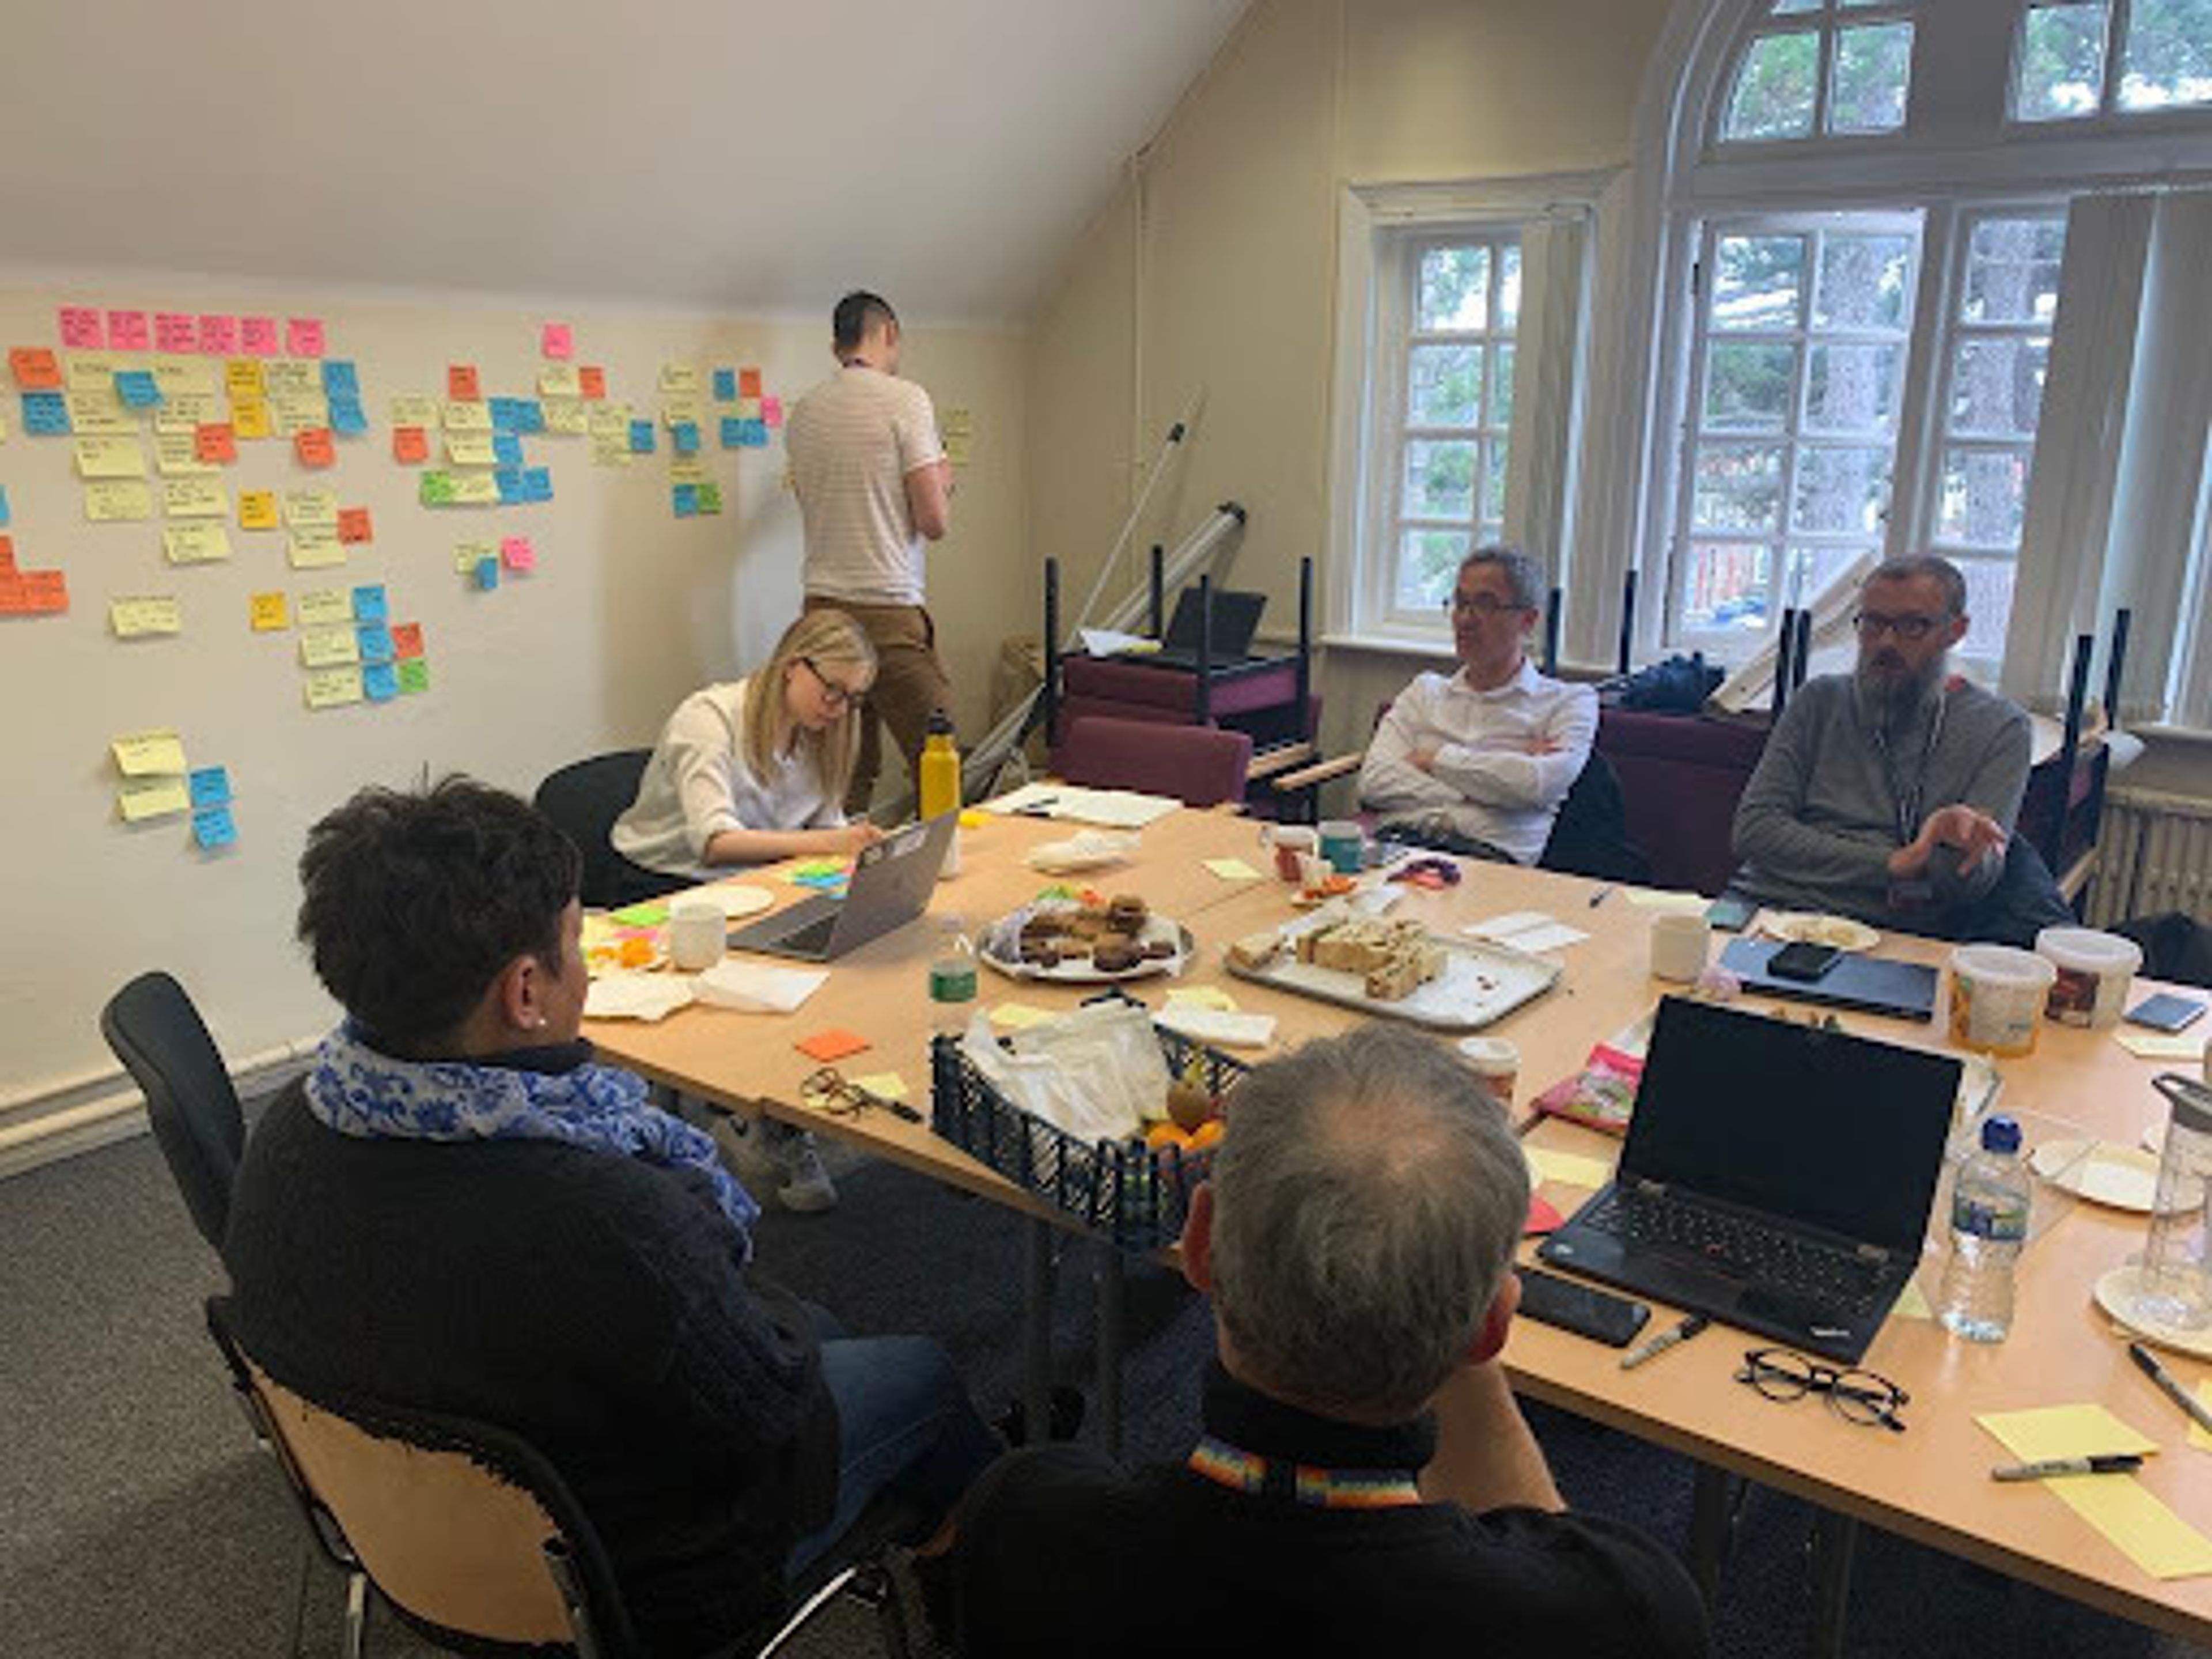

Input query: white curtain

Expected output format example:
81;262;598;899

1505;215;1590;606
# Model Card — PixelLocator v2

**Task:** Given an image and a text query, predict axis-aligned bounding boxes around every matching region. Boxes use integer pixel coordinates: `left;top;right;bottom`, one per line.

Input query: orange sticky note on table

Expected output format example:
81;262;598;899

578;365;607;400
338;506;373;544
738;367;763;398
542;321;574;359
294;427;335;468
392;424;429;464
195;423;236;464
10;347;62;389
448;364;480;401
796;1029;870;1063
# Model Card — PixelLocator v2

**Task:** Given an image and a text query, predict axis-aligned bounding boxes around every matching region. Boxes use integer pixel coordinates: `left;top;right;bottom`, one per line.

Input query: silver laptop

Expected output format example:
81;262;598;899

726;814;956;963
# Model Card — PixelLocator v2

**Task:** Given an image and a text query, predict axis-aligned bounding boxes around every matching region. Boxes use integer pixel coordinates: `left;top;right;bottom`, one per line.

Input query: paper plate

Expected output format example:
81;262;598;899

2092;1265;2212;1359
1761;912;1880;952
671;883;775;919
2031;1138;2203;1214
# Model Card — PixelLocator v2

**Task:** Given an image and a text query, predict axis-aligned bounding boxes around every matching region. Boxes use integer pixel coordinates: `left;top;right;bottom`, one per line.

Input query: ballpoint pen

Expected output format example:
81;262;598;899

1588;885;1615;909
2128;1341;2212;1435
1621;1313;1707;1369
1991;1454;2145;1481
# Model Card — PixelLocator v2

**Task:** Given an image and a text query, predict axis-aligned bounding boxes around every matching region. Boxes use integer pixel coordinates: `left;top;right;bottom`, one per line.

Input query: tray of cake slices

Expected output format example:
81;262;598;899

1221;904;1560;1032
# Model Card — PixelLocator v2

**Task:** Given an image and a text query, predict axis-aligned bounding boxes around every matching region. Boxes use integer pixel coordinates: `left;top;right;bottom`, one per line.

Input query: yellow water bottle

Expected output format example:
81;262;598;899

919;709;962;877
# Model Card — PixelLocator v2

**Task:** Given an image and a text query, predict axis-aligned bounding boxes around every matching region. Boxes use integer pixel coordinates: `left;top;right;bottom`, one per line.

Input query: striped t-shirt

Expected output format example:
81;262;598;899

785;364;945;608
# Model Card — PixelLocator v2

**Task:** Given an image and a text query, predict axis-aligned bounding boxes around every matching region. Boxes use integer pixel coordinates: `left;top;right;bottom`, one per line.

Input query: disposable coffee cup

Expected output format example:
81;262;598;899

1457;1036;1520;1107
1649;912;1711;983
668;902;726;972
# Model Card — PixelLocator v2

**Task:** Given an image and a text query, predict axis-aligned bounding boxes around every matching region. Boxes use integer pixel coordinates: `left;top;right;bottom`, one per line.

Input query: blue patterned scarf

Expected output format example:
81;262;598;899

303;1020;760;1262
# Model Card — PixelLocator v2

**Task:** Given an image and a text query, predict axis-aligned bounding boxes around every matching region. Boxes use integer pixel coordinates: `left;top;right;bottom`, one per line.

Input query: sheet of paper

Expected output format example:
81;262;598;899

118;777;190;821
584;974;694;1022
1626;888;1717;914
2116;1032;2210;1061
112;729;187;776
693;959;830;1015
1978;1404;2161;1463
162;524;232;565
1525;1145;1616;1191
84;480;154;522
303;666;364;709
1466;914;1590;953
1154;1005;1276;1049
110;596;181;638
249;592;290;631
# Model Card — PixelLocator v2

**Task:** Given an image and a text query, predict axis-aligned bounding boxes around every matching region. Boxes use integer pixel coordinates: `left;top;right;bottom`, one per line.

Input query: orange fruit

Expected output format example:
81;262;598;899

1188;1119;1225;1152
1146;1120;1195;1151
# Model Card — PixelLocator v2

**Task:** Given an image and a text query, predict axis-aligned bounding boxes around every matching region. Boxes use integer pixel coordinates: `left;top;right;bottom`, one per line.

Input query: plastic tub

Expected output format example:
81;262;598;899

1948;945;2058;1057
2035;926;2143;1029
1457;1036;1520;1108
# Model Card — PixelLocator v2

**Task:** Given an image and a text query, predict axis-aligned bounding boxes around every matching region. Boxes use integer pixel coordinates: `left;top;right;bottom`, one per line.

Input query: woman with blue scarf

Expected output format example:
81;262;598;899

225;778;998;1656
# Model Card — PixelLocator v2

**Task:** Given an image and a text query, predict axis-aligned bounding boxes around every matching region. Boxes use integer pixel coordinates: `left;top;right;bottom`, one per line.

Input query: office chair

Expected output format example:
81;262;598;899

533;749;656;909
99;971;245;1261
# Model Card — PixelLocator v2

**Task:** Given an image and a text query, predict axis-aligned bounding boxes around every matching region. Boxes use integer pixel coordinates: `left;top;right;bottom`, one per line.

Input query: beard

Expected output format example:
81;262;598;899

1855;647;1947;731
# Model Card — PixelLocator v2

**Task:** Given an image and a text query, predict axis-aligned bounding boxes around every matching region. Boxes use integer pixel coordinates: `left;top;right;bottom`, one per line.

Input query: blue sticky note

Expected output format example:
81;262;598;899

115;370;162;408
351;584;388;622
189;766;232;809
672;421;700;454
474;555;500;590
493;432;523;466
191;805;237;850
629;420;656;454
721;416;745;449
741;418;770;448
494;467;526;504
490;397;544;434
22;391;70;434
328;395;368;435
0;485;10;525
522;466;553;503
358;625;395;665
672;483;700;517
713;368;737;402
322;359;359;397
363;662;399;702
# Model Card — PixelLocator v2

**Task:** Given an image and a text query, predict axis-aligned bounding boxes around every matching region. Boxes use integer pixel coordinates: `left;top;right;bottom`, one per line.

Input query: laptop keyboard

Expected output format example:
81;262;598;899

1579;1187;1889;1314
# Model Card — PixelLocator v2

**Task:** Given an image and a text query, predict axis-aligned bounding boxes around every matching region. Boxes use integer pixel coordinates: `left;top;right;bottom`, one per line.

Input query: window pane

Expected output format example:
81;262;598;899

1408;345;1483;427
1403;440;1478;518
2017;3;2109;120
1771;0;1821;13
1493;343;1517;426
1724;31;1820;141
1806;343;1902;434
1957;558;2017;658
1705;342;1798;432
1692;443;1787;532
1498;245;1522;332
1419;247;1491;331
1713;234;1807;331
1793;445;1890;535
1813;232;1913;329
1963;218;2066;325
1484;441;1509;522
1396;530;1471;612
1681;543;1774;632
1949;338;2050;440
1830;22;1913;134
1786;544;1875;609
2120;0;2212;109
1937;448;2030;548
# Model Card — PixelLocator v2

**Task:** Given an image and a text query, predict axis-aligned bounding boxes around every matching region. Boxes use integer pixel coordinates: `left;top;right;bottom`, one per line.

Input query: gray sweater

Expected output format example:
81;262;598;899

1731;673;2031;925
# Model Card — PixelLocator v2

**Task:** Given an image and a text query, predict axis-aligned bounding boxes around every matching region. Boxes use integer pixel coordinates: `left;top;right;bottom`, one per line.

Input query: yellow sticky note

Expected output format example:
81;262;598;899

1978;1404;2161;1463
163;479;229;518
263;359;317;395
229;397;272;441
444;431;497;466
84;479;155;521
734;396;763;421
940;406;973;438
270;393;329;435
449;472;501;505
299;627;361;668
850;1072;910;1103
288;528;346;569
1892;1278;1933;1321
990;1003;1058;1032
238;490;279;531
453;540;495;574
74;435;147;478
66;389;136;435
296;589;351;627
249;592;290;632
946;433;973;468
390;393;439;427
162;523;232;565
67;352;127;393
669;459;709;486
283;489;339;529
1204;857;1262;882
112;729;187;776
2046;1479;2212;1580
1525;1145;1616;1191
540;364;582;397
660;362;700;394
226;359;267;399
303;666;365;710
542;397;588;434
153;430;215;476
118;776;192;822
2192;1383;2212;1453
110;596;181;638
1167;986;1241;1013
154;391;220;435
661;396;702;428
1624;888;1712;914
151;357;215;397
2117;1032;2210;1062
442;399;491;431
589;402;633;435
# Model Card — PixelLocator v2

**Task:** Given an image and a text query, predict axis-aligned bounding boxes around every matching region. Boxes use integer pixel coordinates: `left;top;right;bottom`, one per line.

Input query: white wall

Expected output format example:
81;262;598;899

0;275;1025;1115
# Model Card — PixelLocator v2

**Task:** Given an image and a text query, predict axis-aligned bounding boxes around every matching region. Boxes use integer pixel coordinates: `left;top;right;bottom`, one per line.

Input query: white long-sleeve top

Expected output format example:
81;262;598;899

611;677;844;878
1356;658;1599;865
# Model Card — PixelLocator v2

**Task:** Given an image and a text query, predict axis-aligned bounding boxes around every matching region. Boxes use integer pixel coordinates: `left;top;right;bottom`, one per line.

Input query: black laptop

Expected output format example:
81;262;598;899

1537;997;1960;1363
1146;588;1266;668
1720;936;1940;1023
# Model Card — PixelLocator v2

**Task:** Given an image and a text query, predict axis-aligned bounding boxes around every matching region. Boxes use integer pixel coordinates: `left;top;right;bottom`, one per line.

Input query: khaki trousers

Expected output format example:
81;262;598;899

804;595;955;816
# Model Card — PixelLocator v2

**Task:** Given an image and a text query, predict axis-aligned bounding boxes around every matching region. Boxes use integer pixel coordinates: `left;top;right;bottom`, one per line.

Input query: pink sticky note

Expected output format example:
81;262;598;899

286;317;325;358
198;314;239;355
762;395;783;427
155;312;198;353
541;321;574;360
59;306;104;349
240;316;279;357
499;535;536;572
108;309;151;350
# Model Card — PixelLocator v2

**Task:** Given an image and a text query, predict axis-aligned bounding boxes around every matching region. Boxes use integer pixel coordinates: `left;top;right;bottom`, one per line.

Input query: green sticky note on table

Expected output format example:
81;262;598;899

611;900;669;926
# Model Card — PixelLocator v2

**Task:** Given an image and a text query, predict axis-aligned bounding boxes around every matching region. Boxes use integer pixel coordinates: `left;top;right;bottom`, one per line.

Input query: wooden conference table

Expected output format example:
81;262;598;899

586;806;2212;1654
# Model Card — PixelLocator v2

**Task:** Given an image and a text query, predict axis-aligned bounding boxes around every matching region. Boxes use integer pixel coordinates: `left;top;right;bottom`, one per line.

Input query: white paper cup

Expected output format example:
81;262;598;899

668;902;726;972
1948;944;2057;1056
1457;1036;1520;1107
1650;912;1712;983
2035;926;2141;1029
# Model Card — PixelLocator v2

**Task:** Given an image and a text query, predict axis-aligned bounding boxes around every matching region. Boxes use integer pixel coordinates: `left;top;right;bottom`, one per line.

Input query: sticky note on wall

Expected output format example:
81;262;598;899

110;596;182;638
112;729;187;775
249;592;290;631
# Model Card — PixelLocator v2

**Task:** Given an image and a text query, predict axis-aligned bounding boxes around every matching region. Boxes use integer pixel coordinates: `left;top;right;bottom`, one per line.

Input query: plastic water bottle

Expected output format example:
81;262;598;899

1936;1115;2031;1342
929;915;978;1036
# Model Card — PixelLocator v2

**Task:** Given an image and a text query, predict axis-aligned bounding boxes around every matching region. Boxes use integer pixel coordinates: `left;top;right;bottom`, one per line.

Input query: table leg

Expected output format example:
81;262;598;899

1808;1509;1858;1659
1022;1218;1053;1437
1096;1245;1126;1457
1688;1461;1734;1609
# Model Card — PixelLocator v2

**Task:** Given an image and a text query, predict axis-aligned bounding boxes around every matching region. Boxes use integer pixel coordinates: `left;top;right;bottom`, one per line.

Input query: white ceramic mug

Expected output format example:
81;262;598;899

1650;912;1712;983
668;902;726;972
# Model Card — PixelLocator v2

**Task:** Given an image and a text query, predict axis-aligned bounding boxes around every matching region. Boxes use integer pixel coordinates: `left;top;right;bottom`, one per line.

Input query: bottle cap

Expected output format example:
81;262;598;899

1981;1113;2021;1154
927;708;955;736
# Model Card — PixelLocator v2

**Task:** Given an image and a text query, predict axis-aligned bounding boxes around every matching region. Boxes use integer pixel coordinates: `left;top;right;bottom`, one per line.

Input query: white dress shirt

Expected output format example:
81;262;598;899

1357;657;1599;865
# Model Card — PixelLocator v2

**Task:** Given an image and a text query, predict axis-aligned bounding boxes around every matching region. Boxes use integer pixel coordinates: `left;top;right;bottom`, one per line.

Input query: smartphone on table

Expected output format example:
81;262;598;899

2125;993;2207;1033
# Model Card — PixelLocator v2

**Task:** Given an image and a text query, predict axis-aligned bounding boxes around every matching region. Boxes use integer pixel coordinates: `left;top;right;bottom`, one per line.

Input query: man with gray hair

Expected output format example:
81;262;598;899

1730;554;2036;935
950;1025;1706;1656
1358;546;1599;863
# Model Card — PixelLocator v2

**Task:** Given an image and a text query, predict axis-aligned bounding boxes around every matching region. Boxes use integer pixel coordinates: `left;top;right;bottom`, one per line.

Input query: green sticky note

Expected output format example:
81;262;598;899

419;470;456;506
696;481;723;515
397;658;430;695
611;900;669;926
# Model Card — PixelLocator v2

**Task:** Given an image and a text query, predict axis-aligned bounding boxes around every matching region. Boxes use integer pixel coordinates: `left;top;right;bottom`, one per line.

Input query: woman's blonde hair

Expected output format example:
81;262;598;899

743;609;877;806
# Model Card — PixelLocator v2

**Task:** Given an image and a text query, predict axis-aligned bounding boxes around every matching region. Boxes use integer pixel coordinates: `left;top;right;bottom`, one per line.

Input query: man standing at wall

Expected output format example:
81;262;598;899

786;290;957;816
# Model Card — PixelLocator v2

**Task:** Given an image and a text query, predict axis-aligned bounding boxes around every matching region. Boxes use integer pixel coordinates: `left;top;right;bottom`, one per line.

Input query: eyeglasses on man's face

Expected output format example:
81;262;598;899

1445;593;1532;618
1734;1347;1910;1432
1851;611;1947;642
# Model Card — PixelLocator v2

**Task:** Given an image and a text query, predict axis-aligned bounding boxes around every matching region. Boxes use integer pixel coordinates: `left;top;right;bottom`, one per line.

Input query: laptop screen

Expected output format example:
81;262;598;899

1162;589;1264;655
1619;998;1962;1252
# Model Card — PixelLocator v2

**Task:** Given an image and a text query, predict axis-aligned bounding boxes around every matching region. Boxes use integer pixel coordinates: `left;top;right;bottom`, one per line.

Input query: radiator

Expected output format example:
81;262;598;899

2085;789;2212;928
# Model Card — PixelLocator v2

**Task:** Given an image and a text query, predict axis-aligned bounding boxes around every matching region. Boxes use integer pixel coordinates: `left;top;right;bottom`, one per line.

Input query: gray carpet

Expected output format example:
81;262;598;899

1;1121;2205;1658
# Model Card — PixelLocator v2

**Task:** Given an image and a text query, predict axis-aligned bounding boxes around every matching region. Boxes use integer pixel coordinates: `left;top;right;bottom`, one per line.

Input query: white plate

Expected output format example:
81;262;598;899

980;909;1193;984
1760;912;1880;952
2031;1138;2204;1213
2093;1265;2212;1358
671;883;775;919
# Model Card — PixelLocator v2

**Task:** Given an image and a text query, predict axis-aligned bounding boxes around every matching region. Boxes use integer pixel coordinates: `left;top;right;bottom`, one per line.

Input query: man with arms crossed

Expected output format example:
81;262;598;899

1358;546;1597;863
952;1025;1708;1656
786;290;957;816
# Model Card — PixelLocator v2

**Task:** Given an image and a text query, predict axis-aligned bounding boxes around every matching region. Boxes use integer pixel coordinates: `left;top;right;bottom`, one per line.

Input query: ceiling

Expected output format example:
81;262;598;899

0;0;1249;322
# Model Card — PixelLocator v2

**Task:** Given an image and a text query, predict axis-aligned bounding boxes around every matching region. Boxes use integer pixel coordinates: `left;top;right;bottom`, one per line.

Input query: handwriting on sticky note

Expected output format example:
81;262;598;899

286;317;325;357
164;479;229;518
578;365;607;399
289;528;345;569
294;427;335;468
74;435;147;479
392;621;425;659
10;347;62;389
107;310;151;350
163;524;232;565
110;596;182;638
249;592;290;631
238;490;279;531
59;306;103;349
84;479;154;521
448;364;480;401
192;805;238;850
398;658;430;694
112;729;187;776
198;315;238;355
118;777;191;822
392;425;429;464
188;766;232;809
303;667;364;710
240;316;279;357
156;313;197;353
195;423;236;464
338;507;373;544
542;321;573;359
500;536;535;571
739;367;763;398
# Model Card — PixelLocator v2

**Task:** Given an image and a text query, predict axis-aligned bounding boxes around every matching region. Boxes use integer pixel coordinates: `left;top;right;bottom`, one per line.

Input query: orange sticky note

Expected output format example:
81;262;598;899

17;569;67;614
392;424;429;464
796;1029;871;1063
195;423;236;464
9;347;62;389
542;321;573;359
578;365;607;400
294;427;335;468
392;621;425;659
738;367;763;398
448;364;480;401
337;506;373;544
0;534;14;576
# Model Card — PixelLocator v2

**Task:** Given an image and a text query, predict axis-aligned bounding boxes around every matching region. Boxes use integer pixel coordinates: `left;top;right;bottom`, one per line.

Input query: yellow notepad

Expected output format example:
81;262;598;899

1979;1406;2212;1580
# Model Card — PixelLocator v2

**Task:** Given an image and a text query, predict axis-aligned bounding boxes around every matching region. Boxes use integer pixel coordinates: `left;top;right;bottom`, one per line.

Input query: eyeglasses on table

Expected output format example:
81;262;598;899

1734;1347;1910;1433
800;1065;924;1124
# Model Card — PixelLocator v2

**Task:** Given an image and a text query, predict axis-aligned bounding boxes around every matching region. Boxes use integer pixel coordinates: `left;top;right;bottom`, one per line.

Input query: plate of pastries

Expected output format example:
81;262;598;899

980;892;1192;983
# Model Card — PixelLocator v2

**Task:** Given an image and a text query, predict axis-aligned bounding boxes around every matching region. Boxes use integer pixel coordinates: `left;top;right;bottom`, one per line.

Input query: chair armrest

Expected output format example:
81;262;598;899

1245;742;1317;781
1269;752;1363;794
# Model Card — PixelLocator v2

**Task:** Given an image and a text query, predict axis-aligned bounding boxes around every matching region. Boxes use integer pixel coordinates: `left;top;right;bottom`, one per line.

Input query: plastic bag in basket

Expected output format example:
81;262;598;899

959;1000;1169;1143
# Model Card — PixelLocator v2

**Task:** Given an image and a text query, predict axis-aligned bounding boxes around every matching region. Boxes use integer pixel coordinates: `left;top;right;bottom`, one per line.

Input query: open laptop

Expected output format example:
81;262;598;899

725;814;956;963
1537;997;1960;1363
1147;588;1266;668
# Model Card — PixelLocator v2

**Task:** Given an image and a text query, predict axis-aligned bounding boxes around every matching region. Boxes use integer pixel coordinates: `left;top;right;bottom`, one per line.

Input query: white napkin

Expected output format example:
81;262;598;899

583;974;696;1022
1154;1005;1277;1050
1464;912;1589;953
1026;830;1141;873
692;959;830;1014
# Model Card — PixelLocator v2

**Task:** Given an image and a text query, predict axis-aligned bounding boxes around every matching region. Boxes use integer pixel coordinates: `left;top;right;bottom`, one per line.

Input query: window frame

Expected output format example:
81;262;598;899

2009;0;2212;130
1714;0;1923;152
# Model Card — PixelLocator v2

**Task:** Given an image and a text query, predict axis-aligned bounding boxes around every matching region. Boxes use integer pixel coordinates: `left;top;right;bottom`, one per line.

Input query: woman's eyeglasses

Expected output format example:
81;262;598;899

800;1066;923;1124
800;657;863;710
1734;1347;1909;1432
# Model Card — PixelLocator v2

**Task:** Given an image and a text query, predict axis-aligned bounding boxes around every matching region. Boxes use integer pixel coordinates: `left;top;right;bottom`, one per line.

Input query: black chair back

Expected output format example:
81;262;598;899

533;751;653;910
1539;751;1652;885
100;972;244;1259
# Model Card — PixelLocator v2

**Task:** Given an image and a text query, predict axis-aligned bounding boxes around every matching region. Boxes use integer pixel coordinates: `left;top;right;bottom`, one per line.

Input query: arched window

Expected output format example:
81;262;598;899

1719;1;1918;143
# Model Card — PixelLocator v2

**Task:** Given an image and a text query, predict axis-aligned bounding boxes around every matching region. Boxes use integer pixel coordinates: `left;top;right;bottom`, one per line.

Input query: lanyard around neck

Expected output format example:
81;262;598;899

1868;688;1948;847
1187;1435;1424;1510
